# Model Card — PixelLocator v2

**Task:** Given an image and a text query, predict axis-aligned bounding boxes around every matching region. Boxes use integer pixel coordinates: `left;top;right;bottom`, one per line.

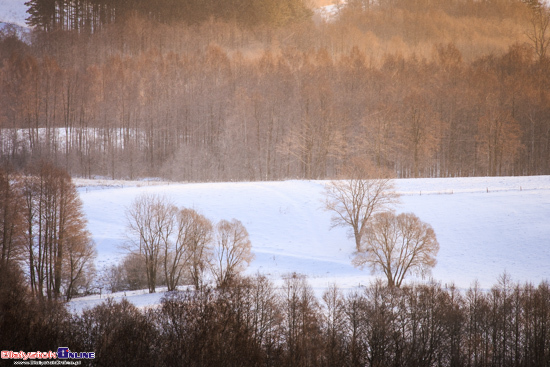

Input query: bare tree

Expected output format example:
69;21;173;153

0;166;25;265
211;219;254;288
175;208;214;290
126;193;176;293
476;109;522;176
324;160;400;251
20;162;94;300
121;253;149;291
353;212;439;287
125;200;216;292
63;234;96;301
161;208;189;292
322;284;348;366
281;273;323;366
399;97;440;178
526;1;550;63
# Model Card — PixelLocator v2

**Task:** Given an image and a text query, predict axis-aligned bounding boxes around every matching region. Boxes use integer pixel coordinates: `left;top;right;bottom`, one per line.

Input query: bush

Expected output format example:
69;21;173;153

0;262;69;351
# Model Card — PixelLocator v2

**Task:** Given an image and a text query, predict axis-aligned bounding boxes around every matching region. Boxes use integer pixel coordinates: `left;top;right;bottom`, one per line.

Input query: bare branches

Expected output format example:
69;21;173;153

526;1;550;63
177;208;214;290
324;161;400;250
353;212;439;287
0;167;25;266
211;219;254;288
125;195;253;291
0;163;97;301
125;193;177;293
20;163;95;300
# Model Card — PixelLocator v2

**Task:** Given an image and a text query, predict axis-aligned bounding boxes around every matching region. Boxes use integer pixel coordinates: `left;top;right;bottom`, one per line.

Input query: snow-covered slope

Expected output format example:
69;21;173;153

69;176;550;312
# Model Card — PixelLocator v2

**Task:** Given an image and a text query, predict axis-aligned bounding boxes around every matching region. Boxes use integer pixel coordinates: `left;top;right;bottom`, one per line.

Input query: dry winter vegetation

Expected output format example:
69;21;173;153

1;0;550;181
1;0;550;365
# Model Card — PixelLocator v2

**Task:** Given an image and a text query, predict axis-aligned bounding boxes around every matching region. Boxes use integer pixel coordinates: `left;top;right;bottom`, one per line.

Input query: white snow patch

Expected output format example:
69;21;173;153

69;175;550;310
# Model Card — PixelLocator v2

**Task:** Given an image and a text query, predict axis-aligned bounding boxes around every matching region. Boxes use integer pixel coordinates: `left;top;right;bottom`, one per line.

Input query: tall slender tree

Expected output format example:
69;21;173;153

22;162;94;300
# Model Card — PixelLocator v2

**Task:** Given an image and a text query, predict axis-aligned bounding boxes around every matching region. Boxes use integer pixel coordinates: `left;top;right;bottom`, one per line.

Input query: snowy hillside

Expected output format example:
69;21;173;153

69;176;550;312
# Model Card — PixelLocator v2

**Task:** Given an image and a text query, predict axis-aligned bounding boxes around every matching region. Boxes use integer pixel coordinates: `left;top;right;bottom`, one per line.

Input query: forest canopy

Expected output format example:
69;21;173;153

24;0;313;31
0;0;549;181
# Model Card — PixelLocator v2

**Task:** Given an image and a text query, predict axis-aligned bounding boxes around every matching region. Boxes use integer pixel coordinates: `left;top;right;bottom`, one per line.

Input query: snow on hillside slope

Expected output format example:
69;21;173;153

69;176;550;311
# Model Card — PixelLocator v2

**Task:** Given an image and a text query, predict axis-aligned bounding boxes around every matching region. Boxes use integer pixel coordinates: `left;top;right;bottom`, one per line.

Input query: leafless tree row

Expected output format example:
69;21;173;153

1;0;549;181
124;193;253;292
3;263;549;367
25;0;312;32
0;163;95;301
74;274;550;367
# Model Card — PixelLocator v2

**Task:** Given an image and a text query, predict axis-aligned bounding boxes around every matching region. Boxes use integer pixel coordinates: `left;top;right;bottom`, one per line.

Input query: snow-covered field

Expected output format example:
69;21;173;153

69;175;550;312
2;0;547;312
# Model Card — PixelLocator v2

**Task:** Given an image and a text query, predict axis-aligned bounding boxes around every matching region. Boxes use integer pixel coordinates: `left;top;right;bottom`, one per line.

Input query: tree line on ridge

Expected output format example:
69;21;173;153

1;0;549;181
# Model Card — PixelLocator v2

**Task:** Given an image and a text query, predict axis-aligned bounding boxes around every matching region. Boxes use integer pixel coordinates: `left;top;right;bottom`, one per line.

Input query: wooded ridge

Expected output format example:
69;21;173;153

1;0;549;181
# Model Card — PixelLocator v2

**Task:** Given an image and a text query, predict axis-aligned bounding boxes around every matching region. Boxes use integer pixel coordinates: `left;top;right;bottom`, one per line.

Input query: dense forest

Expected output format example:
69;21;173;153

0;0;549;181
2;265;550;367
0;164;95;301
24;0;312;30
